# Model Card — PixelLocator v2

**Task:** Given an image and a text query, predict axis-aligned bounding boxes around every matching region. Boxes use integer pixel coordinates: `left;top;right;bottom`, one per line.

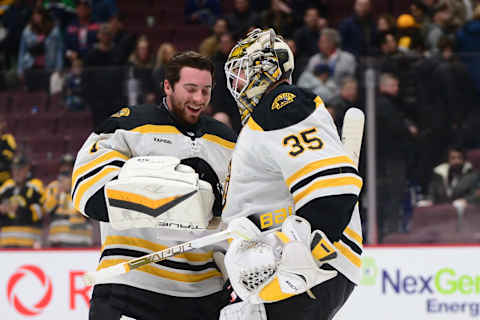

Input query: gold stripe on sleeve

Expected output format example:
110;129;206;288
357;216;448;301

286;156;355;188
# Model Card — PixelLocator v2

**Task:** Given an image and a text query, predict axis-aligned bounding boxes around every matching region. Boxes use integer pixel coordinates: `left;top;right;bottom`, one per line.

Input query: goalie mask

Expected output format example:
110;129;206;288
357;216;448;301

225;28;294;125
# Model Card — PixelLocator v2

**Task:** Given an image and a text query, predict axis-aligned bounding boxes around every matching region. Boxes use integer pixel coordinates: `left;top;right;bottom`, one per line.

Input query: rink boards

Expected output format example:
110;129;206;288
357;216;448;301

1;245;479;320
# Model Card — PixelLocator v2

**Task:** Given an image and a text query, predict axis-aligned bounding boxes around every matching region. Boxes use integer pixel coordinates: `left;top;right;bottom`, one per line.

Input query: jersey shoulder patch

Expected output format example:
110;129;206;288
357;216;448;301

94;104;171;134
251;84;319;131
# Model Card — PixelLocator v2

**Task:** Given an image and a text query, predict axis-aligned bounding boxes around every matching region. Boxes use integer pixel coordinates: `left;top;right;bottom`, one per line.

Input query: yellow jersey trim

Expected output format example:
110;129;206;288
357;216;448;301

131;125;181;134
314;96;324;109
72;150;128;189
293;176;363;204
334;241;362;268
1;226;42;234
74;166;120;210
344;226;363;245
202;134;235;150
246;117;263;132
101;235;213;262
97;259;222;283
286;156;355;188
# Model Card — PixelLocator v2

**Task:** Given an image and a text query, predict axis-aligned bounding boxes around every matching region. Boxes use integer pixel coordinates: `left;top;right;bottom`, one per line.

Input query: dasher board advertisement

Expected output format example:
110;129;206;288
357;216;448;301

335;245;480;320
1;249;98;320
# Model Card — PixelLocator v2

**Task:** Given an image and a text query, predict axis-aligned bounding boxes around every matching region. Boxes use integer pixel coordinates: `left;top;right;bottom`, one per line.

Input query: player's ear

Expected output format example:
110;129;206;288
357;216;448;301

164;79;173;95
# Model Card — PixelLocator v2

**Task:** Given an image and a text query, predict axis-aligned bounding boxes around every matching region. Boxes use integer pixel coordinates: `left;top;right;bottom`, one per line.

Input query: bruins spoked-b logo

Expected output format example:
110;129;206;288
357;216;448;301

272;93;296;111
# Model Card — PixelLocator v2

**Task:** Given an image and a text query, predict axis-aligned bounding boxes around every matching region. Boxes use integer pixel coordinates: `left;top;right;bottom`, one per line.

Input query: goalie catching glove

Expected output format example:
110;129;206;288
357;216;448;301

224;215;338;304
105;156;215;230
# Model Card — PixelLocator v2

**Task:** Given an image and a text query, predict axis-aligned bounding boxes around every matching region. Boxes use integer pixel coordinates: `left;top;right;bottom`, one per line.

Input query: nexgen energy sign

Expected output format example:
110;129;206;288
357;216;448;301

1;250;98;320
335;246;480;320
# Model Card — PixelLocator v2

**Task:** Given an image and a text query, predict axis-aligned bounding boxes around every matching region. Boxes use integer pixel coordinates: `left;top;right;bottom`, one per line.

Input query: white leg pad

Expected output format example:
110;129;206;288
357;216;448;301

219;302;267;320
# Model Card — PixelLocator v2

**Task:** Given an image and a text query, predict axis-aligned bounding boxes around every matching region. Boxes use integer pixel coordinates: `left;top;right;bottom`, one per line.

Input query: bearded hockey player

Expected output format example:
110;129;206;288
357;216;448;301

219;29;363;320
72;51;236;320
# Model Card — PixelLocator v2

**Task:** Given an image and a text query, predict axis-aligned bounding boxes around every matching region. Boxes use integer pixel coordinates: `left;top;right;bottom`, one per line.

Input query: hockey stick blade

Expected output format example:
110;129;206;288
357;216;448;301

341;107;365;169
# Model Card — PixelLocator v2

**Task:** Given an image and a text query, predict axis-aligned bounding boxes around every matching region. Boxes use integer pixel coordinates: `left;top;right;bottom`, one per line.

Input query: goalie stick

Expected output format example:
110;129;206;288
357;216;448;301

84;108;366;286
83;217;258;286
341;107;365;169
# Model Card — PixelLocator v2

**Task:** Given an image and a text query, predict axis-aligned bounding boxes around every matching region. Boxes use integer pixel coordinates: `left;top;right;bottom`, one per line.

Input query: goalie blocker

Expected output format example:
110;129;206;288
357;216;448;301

105;156;215;231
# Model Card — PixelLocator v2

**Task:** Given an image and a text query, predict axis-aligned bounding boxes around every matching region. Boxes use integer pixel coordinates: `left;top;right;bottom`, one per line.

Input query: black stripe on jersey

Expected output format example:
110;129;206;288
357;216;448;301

296;194;357;242
108;190;198;217
71;160;125;199
100;248;218;272
290;167;359;194
340;234;362;255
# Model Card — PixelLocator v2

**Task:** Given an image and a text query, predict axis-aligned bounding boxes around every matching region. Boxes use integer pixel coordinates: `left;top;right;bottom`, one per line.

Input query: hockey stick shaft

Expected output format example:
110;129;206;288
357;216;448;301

84;229;232;286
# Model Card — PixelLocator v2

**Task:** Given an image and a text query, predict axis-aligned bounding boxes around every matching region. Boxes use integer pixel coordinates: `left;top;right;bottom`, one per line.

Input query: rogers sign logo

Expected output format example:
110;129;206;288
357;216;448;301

7;265;53;316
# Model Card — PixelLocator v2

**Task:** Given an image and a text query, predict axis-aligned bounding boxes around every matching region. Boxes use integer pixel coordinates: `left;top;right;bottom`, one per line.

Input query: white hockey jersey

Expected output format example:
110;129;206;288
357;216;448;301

72;102;236;297
222;83;363;285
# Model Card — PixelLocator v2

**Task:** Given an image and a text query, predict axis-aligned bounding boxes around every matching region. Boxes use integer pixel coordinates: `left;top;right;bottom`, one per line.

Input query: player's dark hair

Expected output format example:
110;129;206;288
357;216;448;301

164;51;215;89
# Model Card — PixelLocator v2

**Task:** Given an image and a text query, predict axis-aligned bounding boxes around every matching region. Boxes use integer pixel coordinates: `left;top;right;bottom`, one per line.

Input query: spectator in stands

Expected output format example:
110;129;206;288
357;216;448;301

297;63;337;101
258;0;294;38
85;22;116;66
0;0;32;70
85;23;124;127
0;155;44;248
185;0;221;26
65;0;99;63
198;17;229;57
410;0;432;40
126;35;155;105
442;0;468;29
376;73;416;241
431;37;476;139
293;7;324;72
17;7;64;92
212;111;232;129
44;153;92;247
0;118;15;186
426;2;453;54
211;32;241;132
64;58;86;111
152;42;176;99
41;0;76;28
456;4;480;93
226;0;259;38
109;12;137;65
325;76;358;131
396;14;424;53
92;0;117;22
338;0;377;57
304;28;356;87
425;146;479;205
376;13;396;34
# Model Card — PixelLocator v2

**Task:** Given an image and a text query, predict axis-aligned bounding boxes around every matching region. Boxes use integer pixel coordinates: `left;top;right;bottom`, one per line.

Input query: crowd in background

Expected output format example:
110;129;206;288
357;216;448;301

1;0;480;246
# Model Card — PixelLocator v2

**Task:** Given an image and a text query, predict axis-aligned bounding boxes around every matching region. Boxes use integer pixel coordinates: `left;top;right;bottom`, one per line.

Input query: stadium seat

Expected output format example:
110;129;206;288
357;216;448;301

28;134;67;160
0;92;12;114
57;111;93;137
11;113;59;137
11;91;48;115
467;149;480;170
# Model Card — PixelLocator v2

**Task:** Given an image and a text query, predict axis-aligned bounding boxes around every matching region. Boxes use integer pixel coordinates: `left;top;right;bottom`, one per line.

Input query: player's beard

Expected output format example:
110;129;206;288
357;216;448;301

169;94;200;126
